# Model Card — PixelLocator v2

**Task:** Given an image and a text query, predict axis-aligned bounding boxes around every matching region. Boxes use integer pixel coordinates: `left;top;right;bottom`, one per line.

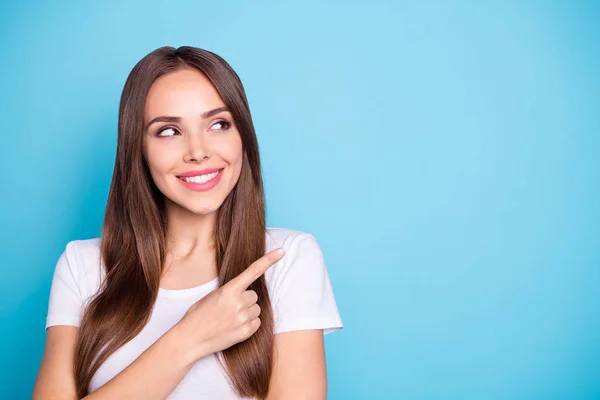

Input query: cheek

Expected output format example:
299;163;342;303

227;134;244;166
226;136;244;181
144;142;181;189
145;141;177;173
212;133;243;167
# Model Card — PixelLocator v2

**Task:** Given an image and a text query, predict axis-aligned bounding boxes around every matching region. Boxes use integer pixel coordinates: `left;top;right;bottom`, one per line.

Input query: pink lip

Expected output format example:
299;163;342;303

178;168;223;177
177;168;224;192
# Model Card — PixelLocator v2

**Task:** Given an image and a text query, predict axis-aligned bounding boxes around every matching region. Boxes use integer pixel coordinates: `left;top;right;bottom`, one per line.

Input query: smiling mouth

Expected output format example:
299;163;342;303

177;169;223;184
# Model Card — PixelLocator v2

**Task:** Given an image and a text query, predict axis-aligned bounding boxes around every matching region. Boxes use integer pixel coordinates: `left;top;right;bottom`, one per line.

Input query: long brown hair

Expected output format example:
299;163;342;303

73;46;274;398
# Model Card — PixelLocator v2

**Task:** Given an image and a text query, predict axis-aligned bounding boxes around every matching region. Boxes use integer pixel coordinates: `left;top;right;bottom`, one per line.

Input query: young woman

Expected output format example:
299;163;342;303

33;46;343;399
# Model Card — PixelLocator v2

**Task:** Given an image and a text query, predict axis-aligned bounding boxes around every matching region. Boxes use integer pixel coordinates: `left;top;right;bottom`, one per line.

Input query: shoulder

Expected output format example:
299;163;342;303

263;227;343;335
59;238;104;303
264;227;327;288
265;227;320;252
63;237;102;271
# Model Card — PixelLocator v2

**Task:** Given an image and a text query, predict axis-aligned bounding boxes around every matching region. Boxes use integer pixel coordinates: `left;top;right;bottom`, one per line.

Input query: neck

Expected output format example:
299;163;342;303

164;199;217;259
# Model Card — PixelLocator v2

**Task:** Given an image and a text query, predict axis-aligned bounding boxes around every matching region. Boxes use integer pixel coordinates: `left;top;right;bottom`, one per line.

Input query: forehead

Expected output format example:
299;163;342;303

144;68;225;119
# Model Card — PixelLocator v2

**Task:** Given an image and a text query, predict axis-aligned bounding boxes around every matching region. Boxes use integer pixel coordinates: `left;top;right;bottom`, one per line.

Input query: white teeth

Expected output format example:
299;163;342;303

180;170;220;184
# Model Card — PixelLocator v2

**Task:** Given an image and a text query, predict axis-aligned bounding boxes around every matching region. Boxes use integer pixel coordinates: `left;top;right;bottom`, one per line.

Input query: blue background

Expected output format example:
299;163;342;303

1;0;599;398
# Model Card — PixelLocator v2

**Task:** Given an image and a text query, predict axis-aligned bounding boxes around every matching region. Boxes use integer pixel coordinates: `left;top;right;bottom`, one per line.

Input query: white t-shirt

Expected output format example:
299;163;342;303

45;227;343;399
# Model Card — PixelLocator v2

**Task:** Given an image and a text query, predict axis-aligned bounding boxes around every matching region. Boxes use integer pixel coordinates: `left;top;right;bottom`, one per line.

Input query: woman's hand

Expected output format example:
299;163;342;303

177;248;286;362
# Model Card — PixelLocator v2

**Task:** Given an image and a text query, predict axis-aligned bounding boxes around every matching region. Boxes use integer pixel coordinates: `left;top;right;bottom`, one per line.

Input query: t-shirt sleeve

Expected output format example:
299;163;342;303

271;233;343;335
45;241;84;329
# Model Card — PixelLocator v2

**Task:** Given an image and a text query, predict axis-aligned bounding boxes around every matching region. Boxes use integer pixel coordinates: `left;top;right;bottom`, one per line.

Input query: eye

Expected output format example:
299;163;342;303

211;120;232;131
157;127;179;137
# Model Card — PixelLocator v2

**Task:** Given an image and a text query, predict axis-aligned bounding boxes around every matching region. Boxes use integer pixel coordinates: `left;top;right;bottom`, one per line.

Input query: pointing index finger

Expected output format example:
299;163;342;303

228;248;285;292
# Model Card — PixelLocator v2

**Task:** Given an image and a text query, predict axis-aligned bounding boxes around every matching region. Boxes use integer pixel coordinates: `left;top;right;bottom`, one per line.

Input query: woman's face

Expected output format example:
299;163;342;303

142;68;243;216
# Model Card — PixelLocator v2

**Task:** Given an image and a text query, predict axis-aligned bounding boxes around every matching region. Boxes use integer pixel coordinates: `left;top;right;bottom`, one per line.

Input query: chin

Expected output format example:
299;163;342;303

177;200;220;215
160;179;231;216
189;206;219;215
160;193;217;215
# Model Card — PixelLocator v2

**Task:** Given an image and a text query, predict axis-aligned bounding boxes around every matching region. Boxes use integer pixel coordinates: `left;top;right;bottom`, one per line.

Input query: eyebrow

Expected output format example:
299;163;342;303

145;106;230;130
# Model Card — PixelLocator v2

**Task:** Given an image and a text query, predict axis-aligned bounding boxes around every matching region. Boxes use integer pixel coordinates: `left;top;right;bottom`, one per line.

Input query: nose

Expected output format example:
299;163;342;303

183;132;209;163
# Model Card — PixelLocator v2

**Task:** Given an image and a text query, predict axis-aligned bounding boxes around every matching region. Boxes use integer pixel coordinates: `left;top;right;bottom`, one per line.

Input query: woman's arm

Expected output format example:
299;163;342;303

33;249;286;399
33;326;79;399
266;330;327;400
85;322;198;399
33;323;200;400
